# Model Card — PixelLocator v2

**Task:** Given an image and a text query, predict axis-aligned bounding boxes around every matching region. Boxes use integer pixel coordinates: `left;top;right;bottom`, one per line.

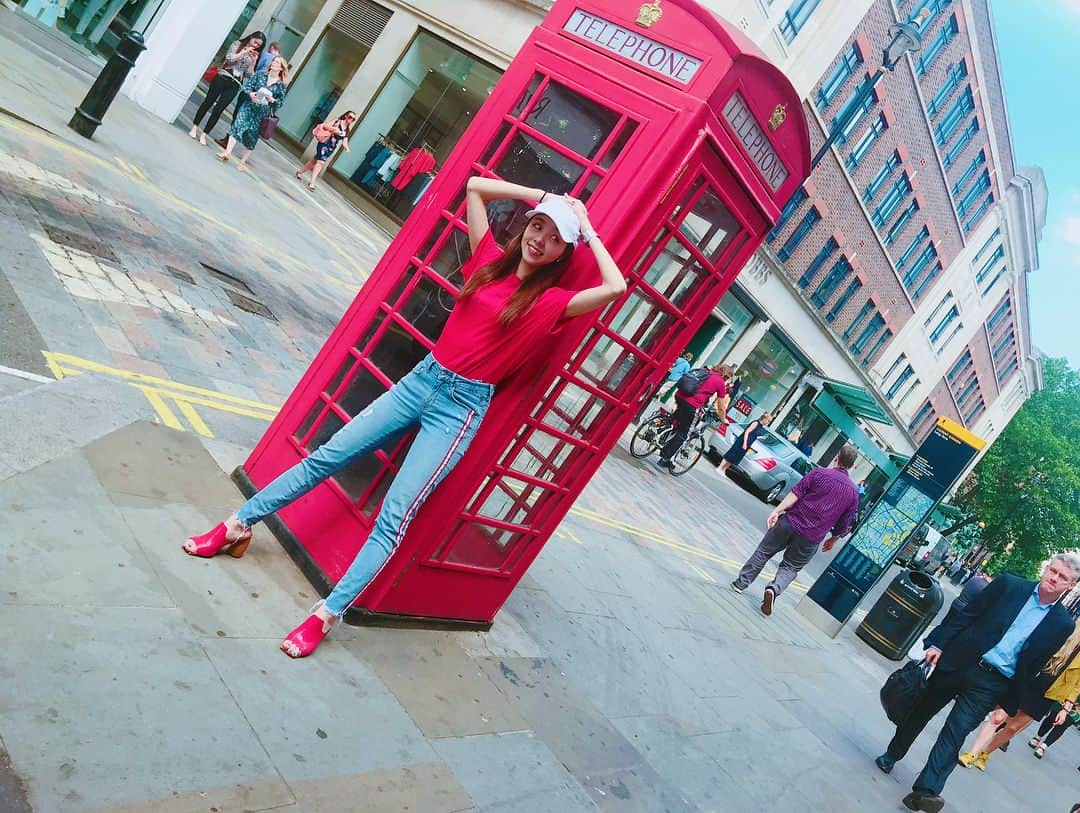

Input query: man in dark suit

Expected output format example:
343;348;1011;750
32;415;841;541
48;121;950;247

875;552;1079;812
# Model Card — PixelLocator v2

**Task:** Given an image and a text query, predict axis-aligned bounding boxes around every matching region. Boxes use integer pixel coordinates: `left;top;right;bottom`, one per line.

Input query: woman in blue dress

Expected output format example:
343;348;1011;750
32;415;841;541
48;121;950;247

217;56;289;171
717;411;772;475
295;111;355;190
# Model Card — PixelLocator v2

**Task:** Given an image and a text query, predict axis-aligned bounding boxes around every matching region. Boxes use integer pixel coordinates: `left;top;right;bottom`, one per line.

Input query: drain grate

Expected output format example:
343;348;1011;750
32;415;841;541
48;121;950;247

199;262;255;294
225;288;277;321
165;265;196;285
43;224;120;264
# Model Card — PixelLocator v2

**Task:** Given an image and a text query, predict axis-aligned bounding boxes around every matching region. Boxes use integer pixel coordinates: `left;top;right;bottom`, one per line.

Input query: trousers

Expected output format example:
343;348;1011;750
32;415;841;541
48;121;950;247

659;399;696;462
193;73;241;135
236;355;492;616
733;515;818;597
886;661;1009;794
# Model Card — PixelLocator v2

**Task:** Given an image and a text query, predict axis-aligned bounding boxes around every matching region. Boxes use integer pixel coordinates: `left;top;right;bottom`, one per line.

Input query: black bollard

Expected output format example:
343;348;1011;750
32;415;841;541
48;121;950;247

69;30;147;139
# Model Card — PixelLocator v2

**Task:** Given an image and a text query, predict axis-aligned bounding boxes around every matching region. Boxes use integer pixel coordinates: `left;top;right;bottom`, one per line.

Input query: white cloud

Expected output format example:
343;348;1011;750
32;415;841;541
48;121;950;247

1063;0;1080;14
1062;215;1080;246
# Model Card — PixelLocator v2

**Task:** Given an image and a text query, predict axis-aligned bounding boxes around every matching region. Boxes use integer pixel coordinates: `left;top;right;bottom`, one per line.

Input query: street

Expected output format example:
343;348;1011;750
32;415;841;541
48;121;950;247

0;10;1077;813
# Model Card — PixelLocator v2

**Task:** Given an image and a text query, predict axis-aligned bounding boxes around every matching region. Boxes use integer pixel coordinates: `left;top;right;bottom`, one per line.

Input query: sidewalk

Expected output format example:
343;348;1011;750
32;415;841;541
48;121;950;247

1;9;1077;811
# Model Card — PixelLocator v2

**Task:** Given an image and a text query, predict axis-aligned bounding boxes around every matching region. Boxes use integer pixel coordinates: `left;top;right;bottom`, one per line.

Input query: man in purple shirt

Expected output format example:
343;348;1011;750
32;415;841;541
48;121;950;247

731;444;860;615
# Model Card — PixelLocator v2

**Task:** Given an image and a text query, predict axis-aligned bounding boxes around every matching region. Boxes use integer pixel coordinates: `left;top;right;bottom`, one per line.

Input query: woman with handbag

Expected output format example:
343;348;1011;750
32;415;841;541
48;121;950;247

716;411;771;476
182;179;627;659
295;111;356;191
958;618;1080;770
216;57;290;170
189;32;264;146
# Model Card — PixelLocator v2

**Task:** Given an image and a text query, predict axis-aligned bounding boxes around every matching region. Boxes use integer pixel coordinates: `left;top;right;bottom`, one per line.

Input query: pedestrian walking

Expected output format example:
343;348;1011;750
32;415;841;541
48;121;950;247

217;57;290;171
716;411;771;476
958;619;1080;768
730;444;859;614
874;553;1080;813
655;364;727;472
228;41;281;129
190;32;263;146
295;111;356;190
182;179;626;658
1027;697;1079;759
936;570;990;630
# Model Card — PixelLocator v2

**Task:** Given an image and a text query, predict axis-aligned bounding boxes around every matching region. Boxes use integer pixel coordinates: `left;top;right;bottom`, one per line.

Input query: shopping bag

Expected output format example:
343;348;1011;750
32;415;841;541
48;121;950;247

202;65;219;84
880;659;932;725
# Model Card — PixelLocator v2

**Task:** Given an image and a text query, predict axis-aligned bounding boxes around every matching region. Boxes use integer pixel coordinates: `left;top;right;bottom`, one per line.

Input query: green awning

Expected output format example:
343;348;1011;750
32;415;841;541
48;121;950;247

819;379;892;425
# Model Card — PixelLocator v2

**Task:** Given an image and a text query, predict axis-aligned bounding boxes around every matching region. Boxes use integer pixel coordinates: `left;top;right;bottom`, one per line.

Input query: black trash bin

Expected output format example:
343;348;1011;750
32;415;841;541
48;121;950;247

856;570;944;660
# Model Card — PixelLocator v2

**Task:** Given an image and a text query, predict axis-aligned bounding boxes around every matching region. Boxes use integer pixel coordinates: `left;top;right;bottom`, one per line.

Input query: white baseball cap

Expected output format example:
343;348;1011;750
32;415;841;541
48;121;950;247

524;197;582;244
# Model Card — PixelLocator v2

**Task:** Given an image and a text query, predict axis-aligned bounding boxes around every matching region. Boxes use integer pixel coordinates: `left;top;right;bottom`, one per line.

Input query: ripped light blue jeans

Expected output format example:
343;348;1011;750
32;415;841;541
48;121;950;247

236;355;493;616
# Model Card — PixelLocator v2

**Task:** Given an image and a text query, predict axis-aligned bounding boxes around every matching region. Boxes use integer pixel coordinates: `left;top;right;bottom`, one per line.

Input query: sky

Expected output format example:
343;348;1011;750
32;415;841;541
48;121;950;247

991;0;1080;368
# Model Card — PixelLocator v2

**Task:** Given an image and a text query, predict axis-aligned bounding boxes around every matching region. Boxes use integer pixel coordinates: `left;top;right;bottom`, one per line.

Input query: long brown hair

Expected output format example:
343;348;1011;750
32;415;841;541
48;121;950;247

458;222;575;327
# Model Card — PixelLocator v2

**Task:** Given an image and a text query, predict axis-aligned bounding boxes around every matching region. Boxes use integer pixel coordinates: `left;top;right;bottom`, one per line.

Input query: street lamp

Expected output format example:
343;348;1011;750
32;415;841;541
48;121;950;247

810;10;929;168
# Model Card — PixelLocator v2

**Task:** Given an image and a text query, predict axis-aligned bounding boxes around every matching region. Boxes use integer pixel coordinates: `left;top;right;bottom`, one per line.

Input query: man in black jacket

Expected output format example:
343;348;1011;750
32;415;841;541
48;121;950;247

875;552;1079;812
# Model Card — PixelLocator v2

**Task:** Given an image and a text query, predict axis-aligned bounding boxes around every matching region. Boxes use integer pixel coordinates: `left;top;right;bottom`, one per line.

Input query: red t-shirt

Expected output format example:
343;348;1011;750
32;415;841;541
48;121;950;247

432;230;576;385
675;372;726;409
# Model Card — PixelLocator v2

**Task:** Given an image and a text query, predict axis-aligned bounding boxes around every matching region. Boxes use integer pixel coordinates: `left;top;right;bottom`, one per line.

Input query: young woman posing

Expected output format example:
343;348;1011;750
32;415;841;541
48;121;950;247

296;111;356;190
183;177;626;658
190;32;263;146
217;56;290;170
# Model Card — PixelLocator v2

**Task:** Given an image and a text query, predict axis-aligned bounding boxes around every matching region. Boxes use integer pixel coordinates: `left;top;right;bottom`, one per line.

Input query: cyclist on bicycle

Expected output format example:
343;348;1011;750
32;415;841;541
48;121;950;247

657;363;730;472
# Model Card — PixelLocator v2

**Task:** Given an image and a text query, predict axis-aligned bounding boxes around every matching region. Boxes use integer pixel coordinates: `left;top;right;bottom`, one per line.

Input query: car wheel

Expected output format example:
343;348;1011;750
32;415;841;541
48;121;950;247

766;482;786;504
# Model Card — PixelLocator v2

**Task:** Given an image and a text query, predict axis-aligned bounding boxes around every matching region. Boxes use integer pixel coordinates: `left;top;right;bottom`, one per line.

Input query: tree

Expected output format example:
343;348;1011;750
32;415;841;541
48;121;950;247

949;357;1080;577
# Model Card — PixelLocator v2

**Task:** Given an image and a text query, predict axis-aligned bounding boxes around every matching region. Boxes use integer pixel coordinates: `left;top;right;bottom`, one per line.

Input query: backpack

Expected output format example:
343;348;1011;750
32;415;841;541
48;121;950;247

676;368;711;396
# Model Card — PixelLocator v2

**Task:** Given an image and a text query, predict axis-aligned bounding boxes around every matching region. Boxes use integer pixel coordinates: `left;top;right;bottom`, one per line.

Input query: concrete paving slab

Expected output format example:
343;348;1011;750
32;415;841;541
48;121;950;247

433;731;599;813
0;605;289;812
201;636;436;783
0;453;173;608
352;628;531;740
282;762;475;813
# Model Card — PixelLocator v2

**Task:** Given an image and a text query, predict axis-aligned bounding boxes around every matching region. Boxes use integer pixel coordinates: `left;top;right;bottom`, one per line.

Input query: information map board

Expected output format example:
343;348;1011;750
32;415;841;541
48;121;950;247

801;417;985;633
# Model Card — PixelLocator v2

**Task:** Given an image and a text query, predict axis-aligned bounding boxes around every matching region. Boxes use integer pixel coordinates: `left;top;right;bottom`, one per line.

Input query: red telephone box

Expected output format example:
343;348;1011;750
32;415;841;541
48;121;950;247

236;0;810;627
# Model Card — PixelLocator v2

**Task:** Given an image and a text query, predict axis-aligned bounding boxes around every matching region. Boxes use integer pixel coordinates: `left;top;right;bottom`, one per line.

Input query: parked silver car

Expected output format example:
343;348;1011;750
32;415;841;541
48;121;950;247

707;421;815;503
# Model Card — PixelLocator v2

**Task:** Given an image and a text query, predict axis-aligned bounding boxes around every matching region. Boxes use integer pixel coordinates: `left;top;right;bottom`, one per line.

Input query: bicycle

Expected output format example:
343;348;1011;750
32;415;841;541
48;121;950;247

630;406;720;476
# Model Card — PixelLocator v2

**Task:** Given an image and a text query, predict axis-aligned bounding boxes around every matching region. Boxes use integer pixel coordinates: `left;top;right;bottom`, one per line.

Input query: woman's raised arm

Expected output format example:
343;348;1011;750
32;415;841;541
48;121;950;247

562;197;626;318
465;177;546;253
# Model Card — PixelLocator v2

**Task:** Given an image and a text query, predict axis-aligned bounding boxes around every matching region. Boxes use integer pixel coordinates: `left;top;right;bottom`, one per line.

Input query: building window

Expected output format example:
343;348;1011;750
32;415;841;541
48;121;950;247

973;228;1001;263
777;207;821;260
951;151;986;197
963;193;995;232
798;237;838;288
942;120;979;169
817;44;863;109
988;295;1012;331
902;241;939;290
976;244;1006;286
884;353;908;384
779;0;823;44
843;300;875;341
887;364;916;400
956;170;991;218
897;226;931;272
927;62;968;118
936;87;975;147
992;331;1015;362
810;257;853;308
832;75;877;145
916;15;959;76
850;312;885;355
863;328;893;366
767;188;808;242
864;151;902;204
845;114;888;171
826;278;862;322
909;0;952;28
871;173;912;229
929;304;961;347
884;200;920;246
911;262;942;301
909;398;935;434
996;357;1019;385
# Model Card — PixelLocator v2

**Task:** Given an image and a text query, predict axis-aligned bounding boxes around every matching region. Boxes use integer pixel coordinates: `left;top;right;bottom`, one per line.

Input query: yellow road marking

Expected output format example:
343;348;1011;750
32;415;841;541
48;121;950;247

44;351;279;436
688;562;716;583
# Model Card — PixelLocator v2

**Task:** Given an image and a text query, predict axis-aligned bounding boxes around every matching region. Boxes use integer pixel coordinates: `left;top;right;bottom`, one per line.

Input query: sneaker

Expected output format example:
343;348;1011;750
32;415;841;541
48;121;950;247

1028;737;1041;749
902;791;945;812
761;586;776;616
974;751;989;771
730;581;744;594
875;754;895;774
654;458;673;471
958;751;977;768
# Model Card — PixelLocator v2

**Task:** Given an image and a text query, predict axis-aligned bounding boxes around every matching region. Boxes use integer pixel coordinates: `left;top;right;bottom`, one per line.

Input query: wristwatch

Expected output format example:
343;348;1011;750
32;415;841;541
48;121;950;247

581;227;598;244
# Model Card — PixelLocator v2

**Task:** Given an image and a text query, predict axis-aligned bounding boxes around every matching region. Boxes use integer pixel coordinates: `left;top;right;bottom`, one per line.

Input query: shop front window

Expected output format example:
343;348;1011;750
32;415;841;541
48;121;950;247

697;291;752;367
735;330;806;416
333;31;503;219
17;0;165;59
265;0;325;60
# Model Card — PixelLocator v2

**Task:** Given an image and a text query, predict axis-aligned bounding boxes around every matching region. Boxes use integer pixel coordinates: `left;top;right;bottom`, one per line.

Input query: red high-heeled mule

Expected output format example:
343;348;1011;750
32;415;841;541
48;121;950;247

280;604;333;658
182;523;252;558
